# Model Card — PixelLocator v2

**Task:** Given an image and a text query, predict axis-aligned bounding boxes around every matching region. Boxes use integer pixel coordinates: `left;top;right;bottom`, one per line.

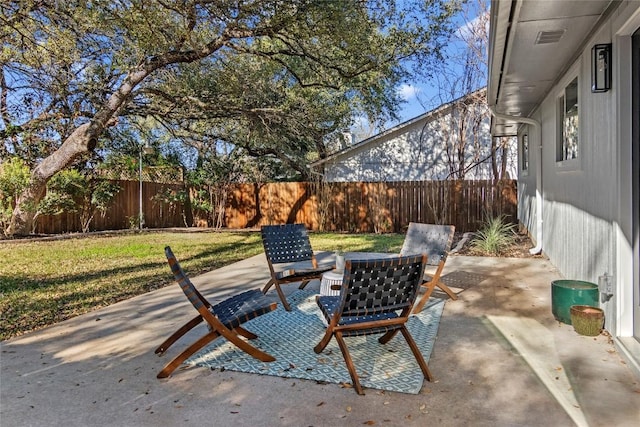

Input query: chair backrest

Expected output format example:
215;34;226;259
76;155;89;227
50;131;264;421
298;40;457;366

339;254;427;317
400;223;455;266
165;246;209;312
261;223;314;264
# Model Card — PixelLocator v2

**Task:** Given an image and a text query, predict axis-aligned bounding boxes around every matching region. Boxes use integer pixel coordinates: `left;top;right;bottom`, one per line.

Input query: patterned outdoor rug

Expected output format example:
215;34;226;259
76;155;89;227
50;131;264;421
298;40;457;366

187;290;445;394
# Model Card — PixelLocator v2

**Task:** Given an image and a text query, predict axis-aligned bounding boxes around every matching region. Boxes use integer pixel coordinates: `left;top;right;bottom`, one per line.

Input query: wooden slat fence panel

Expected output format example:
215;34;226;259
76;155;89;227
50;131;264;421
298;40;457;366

33;180;187;234
31;179;516;234
224;180;517;233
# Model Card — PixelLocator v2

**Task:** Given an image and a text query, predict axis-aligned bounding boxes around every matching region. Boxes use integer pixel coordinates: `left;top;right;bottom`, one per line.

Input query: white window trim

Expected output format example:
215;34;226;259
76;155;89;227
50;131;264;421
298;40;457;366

555;64;582;171
520;132;529;176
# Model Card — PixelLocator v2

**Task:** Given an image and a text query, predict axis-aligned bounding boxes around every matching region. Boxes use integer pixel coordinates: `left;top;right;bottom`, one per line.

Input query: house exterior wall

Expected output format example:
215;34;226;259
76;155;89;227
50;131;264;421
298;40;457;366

516;130;538;242
517;2;640;345
537;58;615;284
323;105;517;182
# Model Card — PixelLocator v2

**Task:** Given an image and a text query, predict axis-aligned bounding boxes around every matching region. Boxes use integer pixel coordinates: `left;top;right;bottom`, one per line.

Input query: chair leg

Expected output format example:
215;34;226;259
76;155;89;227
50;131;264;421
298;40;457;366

378;329;400;345
412;279;458;314
298;279;310;290
215;325;276;363
158;326;275;379
262;278;275;294
313;328;334;354
400;327;433;382
412;284;434;314
157;330;220;378
235;325;257;340
155;314;203;355
274;283;291;311
436;280;459;300
334;332;364;395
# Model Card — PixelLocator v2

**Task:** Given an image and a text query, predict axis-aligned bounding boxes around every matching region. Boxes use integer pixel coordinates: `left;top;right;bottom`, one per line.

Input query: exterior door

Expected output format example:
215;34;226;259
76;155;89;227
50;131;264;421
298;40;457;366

633;29;640;341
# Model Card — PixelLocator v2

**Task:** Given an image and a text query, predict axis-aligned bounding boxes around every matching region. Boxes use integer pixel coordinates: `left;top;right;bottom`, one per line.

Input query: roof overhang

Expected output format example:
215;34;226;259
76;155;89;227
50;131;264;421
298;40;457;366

488;0;619;137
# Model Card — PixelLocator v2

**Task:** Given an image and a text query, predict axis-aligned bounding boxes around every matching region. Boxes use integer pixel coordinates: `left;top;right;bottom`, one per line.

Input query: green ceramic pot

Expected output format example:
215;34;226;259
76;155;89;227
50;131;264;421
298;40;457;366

551;280;599;325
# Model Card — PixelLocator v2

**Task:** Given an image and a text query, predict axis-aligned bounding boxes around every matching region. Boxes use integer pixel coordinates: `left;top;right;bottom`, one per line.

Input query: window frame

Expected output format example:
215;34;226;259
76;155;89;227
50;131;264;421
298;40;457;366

555;73;581;169
521;133;529;174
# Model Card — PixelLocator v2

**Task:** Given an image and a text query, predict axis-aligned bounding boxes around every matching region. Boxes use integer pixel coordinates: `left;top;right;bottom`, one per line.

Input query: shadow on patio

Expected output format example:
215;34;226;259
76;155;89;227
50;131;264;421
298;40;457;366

1;253;638;426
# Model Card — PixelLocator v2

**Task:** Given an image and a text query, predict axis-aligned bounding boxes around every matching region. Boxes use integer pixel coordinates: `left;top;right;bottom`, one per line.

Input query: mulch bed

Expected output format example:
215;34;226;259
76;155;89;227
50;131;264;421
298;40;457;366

451;231;544;258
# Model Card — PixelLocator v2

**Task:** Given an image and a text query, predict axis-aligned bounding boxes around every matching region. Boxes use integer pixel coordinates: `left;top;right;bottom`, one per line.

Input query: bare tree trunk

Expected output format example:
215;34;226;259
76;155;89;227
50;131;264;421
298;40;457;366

7;123;98;235
6;36;229;236
500;139;509;179
491;136;499;179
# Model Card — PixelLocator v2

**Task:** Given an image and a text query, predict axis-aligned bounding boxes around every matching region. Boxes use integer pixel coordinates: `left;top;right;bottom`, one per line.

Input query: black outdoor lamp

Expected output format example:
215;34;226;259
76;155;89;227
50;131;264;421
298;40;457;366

591;43;612;93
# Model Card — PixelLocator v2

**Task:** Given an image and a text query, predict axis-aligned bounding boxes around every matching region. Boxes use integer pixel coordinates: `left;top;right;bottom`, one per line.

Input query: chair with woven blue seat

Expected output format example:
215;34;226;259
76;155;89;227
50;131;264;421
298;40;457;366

261;223;333;311
400;222;457;313
155;246;277;379
313;254;432;395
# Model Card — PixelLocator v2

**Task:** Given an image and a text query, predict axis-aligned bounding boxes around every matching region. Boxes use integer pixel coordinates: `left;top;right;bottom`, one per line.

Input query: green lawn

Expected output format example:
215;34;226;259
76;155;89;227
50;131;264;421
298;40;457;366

0;230;403;340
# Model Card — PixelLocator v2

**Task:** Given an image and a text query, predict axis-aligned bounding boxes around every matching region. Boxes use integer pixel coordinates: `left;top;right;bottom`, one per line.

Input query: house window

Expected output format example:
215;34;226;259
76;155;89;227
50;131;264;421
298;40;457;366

521;134;529;171
557;77;579;161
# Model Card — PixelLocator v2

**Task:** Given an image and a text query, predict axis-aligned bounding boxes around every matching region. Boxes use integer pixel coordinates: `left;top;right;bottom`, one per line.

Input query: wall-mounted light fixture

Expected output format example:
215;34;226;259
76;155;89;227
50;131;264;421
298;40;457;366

591;43;612;92
598;272;613;303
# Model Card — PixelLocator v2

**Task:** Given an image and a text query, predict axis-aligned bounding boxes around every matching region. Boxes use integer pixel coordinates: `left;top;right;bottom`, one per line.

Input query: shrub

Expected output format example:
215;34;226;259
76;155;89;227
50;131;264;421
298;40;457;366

35;170;121;233
470;215;516;255
0;158;31;236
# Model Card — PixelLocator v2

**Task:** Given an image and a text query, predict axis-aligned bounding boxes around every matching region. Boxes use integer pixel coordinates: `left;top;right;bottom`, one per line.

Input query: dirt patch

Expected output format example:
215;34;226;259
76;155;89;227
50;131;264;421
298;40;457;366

451;231;544;258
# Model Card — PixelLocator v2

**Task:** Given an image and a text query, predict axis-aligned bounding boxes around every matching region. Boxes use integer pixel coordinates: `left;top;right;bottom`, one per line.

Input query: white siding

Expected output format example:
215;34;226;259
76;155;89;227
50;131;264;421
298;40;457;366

323;105;517;182
523;10;640;333
538;55;616;302
517;127;539;242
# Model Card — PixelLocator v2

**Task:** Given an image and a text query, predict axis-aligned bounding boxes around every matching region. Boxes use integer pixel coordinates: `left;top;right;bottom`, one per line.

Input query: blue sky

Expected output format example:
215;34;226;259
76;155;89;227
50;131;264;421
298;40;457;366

396;83;427;122
394;0;487;124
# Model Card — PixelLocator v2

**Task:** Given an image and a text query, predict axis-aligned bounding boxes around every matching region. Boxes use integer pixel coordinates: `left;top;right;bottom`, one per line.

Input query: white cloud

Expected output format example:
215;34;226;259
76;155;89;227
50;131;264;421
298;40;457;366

455;12;489;40
397;84;421;101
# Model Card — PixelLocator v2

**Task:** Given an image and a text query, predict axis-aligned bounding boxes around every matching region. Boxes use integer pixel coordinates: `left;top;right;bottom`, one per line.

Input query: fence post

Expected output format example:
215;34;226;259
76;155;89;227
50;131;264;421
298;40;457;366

453;180;464;231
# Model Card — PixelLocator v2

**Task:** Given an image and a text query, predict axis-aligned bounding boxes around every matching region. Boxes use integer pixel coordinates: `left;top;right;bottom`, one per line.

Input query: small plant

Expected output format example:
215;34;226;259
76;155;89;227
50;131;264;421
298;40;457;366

127;215;141;229
470;214;516;256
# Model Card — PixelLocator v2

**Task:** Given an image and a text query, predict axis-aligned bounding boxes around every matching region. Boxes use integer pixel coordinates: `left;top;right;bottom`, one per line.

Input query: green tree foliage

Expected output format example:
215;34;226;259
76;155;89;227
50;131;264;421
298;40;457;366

35;169;121;233
0;157;30;236
185;145;258;228
37;169;84;217
1;0;460;236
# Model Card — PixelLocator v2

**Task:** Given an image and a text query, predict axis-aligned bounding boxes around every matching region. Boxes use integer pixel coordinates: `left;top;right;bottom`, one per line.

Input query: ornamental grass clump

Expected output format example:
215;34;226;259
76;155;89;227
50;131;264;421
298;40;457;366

470;215;517;256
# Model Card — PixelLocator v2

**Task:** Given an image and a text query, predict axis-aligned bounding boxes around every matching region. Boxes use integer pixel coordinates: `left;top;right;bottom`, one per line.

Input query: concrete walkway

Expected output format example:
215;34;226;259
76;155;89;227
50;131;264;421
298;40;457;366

1;253;639;426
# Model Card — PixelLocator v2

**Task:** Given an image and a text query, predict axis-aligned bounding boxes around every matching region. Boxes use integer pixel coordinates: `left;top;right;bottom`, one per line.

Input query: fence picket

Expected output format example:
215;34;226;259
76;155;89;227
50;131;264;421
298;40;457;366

31;179;517;234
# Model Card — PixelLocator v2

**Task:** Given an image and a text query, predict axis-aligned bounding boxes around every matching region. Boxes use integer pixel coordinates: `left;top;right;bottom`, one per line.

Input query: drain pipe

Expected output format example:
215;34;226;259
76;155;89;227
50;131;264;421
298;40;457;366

489;106;543;255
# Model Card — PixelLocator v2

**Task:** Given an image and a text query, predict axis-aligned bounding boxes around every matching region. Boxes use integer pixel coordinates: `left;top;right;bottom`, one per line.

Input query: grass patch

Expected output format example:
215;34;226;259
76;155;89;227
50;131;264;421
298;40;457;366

0;230;403;340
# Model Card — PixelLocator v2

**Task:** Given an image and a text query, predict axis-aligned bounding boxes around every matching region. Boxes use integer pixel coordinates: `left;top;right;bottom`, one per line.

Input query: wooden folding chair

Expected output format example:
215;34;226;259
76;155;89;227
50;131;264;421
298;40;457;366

261;223;333;311
400;223;457;313
155;246;277;379
314;254;432;395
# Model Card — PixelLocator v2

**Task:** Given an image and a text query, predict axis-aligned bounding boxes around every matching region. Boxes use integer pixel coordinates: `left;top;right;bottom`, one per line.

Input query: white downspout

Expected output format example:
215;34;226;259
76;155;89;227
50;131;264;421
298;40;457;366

489;106;543;255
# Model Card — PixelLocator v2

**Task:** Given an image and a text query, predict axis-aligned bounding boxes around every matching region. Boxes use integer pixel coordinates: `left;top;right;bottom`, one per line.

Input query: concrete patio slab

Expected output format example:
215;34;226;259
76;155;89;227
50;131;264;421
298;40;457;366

1;253;639;426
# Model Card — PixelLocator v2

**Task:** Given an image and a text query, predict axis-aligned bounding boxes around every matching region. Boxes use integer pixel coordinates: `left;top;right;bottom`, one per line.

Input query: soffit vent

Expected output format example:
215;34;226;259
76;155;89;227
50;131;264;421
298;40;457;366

535;30;565;45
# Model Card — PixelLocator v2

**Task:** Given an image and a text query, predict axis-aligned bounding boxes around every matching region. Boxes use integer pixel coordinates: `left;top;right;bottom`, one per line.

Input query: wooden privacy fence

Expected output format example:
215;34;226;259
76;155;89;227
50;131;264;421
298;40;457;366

223;180;517;233
34;180;188;234
33;179;516;234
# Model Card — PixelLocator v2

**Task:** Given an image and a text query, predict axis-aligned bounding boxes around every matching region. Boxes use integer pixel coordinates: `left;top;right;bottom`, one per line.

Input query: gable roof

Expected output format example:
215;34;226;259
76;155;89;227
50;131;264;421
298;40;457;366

310;88;486;167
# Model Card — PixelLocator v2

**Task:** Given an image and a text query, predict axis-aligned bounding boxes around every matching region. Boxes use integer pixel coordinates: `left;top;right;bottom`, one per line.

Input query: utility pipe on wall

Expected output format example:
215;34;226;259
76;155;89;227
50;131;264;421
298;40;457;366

489;106;543;255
